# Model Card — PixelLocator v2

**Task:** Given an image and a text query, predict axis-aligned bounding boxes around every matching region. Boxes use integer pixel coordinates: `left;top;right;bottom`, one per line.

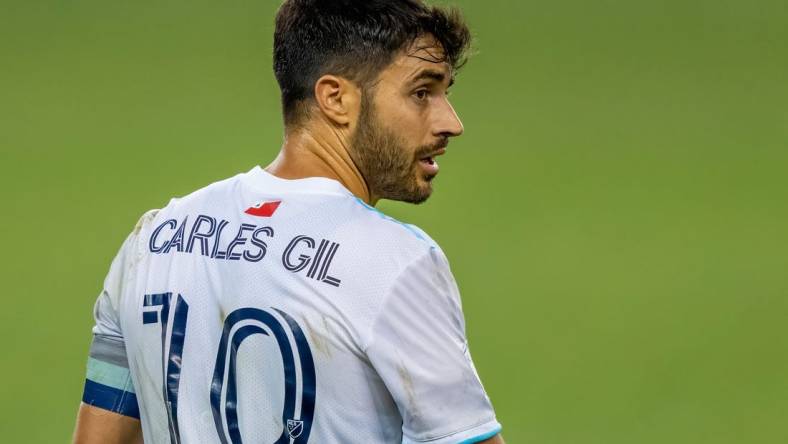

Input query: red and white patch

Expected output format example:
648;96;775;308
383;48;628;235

244;200;282;217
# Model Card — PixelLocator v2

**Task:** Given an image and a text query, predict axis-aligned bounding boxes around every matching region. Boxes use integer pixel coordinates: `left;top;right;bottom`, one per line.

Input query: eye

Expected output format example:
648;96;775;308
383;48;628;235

414;89;429;101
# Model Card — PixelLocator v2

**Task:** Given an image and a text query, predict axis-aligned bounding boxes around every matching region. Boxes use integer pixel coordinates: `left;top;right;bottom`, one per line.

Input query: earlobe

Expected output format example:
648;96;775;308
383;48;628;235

314;75;360;127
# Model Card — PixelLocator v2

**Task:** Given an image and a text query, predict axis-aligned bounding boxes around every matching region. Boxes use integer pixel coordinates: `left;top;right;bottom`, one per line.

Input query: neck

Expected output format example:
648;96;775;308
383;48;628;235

265;122;374;205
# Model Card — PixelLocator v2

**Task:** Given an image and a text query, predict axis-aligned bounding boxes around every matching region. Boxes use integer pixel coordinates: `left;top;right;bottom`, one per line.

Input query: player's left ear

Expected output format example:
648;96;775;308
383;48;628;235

313;75;361;128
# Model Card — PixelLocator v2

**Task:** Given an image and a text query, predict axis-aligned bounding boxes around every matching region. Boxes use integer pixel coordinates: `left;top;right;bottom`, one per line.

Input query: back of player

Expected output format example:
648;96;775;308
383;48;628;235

83;167;500;443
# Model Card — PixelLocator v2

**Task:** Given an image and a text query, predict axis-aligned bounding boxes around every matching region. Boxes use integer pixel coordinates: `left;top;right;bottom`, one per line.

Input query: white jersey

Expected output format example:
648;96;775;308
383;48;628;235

82;166;500;443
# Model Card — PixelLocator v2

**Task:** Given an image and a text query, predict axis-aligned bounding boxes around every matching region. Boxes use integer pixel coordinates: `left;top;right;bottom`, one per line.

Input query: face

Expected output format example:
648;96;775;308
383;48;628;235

348;35;464;204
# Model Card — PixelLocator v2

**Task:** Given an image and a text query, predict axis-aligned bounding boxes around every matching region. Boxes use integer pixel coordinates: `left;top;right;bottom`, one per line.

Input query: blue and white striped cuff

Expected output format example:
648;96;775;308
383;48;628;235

81;335;140;419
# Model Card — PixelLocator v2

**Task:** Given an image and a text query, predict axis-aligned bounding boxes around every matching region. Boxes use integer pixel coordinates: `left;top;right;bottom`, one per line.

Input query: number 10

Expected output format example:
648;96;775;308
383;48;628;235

143;292;316;443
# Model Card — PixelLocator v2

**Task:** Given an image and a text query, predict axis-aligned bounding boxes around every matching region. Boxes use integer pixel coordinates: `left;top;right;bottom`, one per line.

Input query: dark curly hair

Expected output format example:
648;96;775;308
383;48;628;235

274;0;472;126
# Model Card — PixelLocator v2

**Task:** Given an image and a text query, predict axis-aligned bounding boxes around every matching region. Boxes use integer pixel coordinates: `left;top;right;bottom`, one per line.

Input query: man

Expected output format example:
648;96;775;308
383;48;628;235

73;1;503;443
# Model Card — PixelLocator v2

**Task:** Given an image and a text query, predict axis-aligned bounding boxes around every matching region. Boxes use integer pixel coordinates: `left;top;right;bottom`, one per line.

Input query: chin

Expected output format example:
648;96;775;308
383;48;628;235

377;172;435;204
385;183;432;204
409;183;434;204
402;192;431;205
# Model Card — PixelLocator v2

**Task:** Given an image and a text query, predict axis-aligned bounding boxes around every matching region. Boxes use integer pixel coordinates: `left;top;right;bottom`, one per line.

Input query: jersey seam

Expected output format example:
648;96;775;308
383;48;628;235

350;196;435;248
360;247;436;353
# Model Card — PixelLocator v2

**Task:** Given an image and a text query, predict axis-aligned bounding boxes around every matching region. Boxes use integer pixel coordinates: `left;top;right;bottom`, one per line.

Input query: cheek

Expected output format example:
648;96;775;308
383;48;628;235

378;92;424;124
391;110;429;145
375;95;429;148
378;114;417;143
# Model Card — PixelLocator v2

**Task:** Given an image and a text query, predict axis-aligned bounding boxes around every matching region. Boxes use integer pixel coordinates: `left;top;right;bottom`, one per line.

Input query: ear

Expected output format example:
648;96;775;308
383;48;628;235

314;75;360;127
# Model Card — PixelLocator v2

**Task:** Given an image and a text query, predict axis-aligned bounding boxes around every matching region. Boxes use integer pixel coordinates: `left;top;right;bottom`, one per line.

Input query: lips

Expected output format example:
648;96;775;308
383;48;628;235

419;147;446;163
418;147;446;176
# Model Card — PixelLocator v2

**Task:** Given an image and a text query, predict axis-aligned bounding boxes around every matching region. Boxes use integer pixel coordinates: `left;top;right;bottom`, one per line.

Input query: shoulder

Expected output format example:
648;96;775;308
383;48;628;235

332;196;453;291
154;173;243;216
129;172;244;234
100;174;242;281
329;196;452;282
132;208;161;235
113;208;161;270
330;198;458;343
344;196;441;253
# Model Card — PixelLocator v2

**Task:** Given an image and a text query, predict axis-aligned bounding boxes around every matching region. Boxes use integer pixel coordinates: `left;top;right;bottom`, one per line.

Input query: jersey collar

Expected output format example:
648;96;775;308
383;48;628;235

242;165;353;197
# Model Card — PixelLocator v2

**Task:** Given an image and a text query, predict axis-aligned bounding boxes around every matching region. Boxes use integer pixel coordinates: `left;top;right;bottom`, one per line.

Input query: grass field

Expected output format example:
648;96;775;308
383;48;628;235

2;0;787;442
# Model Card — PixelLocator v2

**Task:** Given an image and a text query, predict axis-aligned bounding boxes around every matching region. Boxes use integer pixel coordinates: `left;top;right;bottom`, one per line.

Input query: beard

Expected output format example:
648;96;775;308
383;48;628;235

349;93;438;204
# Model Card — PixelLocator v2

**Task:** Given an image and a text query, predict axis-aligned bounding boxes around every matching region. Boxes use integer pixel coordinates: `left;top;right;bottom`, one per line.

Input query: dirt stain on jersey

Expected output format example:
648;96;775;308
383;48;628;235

134;209;160;234
218;306;227;326
397;361;422;422
304;315;333;359
129;209;160;267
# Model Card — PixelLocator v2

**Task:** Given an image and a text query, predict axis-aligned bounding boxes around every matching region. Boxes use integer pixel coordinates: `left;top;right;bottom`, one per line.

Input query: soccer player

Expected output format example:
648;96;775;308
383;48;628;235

73;1;503;443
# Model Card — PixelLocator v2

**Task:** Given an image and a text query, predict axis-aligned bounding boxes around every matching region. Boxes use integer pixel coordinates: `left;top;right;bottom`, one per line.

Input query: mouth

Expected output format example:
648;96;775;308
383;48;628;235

418;148;446;175
419;147;447;162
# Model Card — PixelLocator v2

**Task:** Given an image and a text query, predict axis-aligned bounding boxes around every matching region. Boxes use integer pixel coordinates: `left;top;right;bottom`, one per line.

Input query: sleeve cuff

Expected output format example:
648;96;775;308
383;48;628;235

82;379;140;419
403;419;502;444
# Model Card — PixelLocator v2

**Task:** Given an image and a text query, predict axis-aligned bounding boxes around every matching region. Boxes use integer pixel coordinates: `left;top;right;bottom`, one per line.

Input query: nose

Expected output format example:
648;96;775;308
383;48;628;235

433;97;464;138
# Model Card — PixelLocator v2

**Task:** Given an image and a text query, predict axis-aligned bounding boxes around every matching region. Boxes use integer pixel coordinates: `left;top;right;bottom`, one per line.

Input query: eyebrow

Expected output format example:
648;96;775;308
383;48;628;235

409;69;454;87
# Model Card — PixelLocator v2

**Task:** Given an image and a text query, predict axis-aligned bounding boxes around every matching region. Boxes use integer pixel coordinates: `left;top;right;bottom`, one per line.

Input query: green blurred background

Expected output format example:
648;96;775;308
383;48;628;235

2;0;787;442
